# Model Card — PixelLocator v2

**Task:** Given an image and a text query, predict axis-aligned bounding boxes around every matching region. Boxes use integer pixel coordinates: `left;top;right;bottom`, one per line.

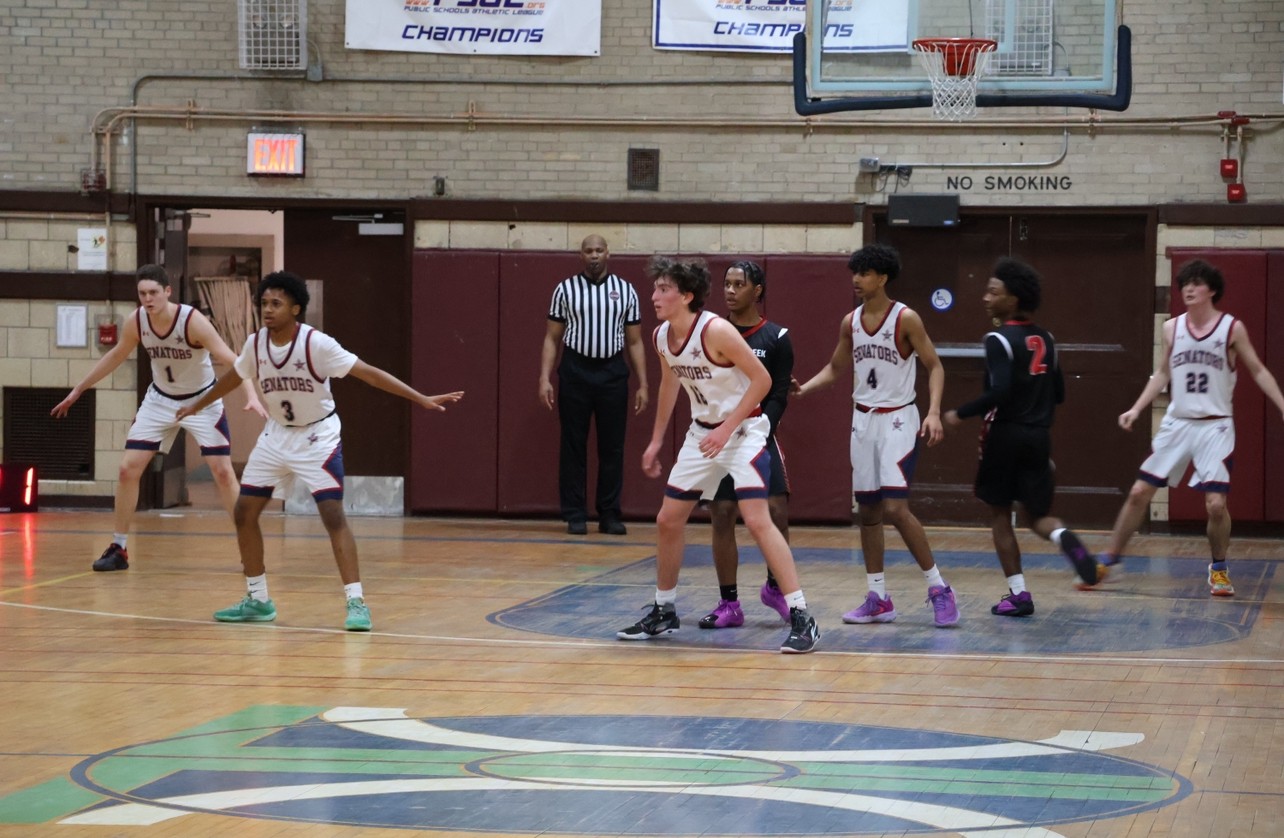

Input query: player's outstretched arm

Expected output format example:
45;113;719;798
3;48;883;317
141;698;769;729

792;312;854;398
347;360;463;412
176;368;246;420
50;312;142;418
186;310;268;419
1229;320;1284;422
1120;319;1175;431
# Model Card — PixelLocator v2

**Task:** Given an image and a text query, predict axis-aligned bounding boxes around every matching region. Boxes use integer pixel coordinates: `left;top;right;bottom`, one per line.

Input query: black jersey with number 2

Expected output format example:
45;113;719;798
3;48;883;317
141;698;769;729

955;318;1064;428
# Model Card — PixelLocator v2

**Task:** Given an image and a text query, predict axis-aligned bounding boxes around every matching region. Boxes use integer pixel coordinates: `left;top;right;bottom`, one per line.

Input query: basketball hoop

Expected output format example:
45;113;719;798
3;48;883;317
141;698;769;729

912;38;998;120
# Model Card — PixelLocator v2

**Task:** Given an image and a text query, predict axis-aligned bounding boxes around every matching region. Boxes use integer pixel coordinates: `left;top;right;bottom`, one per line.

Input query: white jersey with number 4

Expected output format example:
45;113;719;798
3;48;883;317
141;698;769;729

1167;312;1237;419
656;310;750;426
138;304;214;395
851;301;916;408
234;323;358;427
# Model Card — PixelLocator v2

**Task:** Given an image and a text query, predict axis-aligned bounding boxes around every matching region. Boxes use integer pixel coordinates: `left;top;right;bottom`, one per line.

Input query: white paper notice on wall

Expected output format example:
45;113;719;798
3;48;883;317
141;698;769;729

56;304;88;348
77;228;108;271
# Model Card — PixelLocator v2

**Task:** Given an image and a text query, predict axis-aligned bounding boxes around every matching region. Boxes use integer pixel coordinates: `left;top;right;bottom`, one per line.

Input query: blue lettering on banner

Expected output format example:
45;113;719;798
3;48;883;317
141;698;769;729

401;24;545;43
713;21;803;37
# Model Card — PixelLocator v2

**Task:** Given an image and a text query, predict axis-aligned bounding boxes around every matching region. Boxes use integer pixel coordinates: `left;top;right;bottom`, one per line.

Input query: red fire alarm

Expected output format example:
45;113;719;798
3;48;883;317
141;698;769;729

97;321;118;346
1220;158;1238;179
1227;183;1247;203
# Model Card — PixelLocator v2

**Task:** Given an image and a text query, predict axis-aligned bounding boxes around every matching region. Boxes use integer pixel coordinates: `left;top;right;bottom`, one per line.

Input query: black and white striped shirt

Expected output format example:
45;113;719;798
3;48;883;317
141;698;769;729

547;272;641;359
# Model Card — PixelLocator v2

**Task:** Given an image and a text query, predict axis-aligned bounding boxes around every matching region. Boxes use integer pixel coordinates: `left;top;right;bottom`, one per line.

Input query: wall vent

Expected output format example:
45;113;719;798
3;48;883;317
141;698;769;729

238;0;308;71
627;148;660;191
4;388;96;480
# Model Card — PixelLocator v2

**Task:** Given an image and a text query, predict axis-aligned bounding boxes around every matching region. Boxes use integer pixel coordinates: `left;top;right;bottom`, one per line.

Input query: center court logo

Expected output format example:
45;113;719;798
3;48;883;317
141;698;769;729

52;706;1187;834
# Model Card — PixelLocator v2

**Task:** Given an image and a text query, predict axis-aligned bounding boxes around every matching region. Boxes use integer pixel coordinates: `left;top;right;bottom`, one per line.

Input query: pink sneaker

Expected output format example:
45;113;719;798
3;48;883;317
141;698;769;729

759;583;791;622
927;585;960;627
843;592;897;624
697;599;745;629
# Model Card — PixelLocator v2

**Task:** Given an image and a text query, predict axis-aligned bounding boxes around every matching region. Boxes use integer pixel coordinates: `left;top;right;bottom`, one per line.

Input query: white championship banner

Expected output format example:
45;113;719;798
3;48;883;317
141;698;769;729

653;0;909;54
346;0;601;57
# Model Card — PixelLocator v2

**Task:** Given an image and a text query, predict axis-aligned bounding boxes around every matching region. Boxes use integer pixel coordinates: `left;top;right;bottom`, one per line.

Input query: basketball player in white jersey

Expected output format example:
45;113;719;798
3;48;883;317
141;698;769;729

177;272;464;631
1086;259;1284;596
51;264;266;571
793;244;959;627
617;257;819;653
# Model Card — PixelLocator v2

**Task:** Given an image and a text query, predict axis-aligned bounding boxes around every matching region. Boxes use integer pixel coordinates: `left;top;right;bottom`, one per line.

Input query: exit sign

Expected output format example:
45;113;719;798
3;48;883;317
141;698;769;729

247;132;305;177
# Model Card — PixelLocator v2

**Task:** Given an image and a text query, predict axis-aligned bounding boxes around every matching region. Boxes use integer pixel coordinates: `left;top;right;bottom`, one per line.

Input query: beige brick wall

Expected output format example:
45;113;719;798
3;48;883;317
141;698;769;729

0;0;1281;204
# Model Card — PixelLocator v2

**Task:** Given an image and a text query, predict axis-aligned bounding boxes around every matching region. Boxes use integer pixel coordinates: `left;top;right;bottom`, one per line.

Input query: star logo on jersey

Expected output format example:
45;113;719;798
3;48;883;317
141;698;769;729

1215;339;1224;349
735;426;747;439
294;360;306;371
892;417;904;431
882;330;893;342
173;335;185;345
692;347;703;359
307;432;319;445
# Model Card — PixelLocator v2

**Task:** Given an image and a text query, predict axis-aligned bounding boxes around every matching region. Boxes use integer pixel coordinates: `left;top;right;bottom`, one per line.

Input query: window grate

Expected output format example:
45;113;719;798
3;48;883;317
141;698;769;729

628;148;660;191
984;0;1054;76
238;0;308;71
4;388;96;480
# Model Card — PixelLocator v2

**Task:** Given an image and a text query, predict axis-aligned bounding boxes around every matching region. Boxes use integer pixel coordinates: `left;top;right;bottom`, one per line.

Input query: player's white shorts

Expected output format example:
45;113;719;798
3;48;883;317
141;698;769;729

851;404;922;505
666;415;771;502
126;383;230;456
239;413;345;503
1138;414;1234;492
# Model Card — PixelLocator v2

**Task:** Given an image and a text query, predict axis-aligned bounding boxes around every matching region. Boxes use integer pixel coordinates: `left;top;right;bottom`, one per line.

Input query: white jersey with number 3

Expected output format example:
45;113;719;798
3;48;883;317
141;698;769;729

1168;312;1237;419
851;301;916;408
234;323;358;427
656;310;749;426
138;304;214;395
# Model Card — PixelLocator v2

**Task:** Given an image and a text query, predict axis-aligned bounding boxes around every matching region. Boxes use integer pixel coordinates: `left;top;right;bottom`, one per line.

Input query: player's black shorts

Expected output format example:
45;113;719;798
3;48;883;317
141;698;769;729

711;435;789;502
974;422;1055;519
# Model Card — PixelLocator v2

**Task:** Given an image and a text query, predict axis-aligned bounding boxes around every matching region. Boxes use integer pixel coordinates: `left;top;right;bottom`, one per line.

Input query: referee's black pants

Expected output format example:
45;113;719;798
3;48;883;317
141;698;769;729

557;349;629;524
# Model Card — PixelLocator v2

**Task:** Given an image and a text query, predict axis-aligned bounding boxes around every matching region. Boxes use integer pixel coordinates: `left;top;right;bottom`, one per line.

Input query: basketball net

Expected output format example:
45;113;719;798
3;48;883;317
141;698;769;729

912;39;997;121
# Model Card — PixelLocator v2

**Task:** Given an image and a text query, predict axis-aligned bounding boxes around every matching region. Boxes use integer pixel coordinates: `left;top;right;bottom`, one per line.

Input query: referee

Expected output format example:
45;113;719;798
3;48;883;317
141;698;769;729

539;235;649;535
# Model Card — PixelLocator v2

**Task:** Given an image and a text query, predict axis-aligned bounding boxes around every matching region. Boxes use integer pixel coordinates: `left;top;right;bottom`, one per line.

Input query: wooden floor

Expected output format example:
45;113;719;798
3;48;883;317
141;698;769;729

1;491;1281;838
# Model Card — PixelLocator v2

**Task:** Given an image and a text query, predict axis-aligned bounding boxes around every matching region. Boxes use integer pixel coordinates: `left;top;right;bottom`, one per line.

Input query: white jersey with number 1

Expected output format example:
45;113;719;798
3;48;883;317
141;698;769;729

138;304;214;395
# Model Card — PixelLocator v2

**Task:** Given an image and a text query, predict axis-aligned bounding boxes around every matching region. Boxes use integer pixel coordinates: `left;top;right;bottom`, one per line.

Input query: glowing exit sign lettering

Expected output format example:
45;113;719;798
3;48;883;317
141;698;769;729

247;132;305;177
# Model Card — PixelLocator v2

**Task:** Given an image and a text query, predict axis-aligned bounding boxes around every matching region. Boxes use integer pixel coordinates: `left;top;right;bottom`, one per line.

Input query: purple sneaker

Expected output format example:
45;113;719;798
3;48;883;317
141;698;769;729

990;590;1034;617
698;599;745;629
927;585;960;627
759;583;790;623
842;591;897;624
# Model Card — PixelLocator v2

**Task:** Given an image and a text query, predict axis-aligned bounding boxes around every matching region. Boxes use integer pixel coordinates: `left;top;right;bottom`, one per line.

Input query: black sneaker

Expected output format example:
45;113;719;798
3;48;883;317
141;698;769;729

1058;530;1097;586
567;520;588;535
92;543;129;571
616;603;679;640
781;607;820;654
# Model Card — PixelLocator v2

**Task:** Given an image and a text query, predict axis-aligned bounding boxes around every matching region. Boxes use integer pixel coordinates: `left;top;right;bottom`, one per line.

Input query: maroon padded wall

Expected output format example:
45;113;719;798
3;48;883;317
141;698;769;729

410;250;500;513
1268;252;1284;521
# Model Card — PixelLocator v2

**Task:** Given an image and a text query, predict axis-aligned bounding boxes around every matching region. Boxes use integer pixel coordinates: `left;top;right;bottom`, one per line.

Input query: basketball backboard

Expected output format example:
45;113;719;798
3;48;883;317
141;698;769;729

796;0;1130;114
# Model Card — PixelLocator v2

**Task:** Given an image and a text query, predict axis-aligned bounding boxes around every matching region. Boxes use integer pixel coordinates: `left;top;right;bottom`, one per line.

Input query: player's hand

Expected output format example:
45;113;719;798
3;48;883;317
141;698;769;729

788;376;804;397
642;443;662;478
920;413;944;446
1118;408;1140;431
538;380;555;410
942;409;962;429
634;387;649;414
698;425;732;459
175;405;196;421
243;397;269;420
50;391;78;418
423;391;464;411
